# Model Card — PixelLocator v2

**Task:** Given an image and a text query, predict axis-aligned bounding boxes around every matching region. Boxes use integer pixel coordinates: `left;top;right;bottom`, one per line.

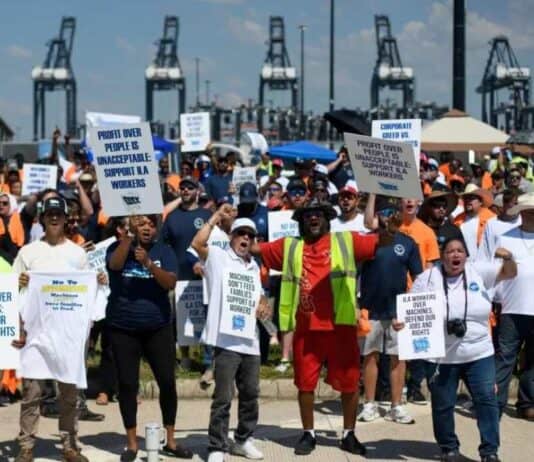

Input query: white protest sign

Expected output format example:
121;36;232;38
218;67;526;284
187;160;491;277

0;273;20;370
372;119;421;167
22;164;58;196
344;133;423;200
180;112;211;152
219;269;260;340
232;166;257;205
396;291;446;360
175;281;205;346
268;210;299;241
87;237;117;273
89;122;164;216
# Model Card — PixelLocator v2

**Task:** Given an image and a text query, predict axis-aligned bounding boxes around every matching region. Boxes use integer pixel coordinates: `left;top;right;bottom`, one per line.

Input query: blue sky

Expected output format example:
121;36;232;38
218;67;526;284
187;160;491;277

1;0;533;140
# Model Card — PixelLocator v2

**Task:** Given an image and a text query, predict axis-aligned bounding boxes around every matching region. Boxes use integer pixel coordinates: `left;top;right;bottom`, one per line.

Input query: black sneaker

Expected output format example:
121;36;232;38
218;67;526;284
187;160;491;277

340;431;366;456
161;444;194;459
481;455;501;462
294;432;316;455
407;389;427;405
440;450;460;461
120;449;137;462
78;407;105;422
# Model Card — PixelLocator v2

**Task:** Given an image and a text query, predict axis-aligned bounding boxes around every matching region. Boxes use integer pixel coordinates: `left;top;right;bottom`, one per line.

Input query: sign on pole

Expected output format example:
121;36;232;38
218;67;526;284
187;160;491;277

89;122;164;216
87;237;117;273
344;133;423;200
180;112;211;152
396;291;446;360
175;281;205;346
0;273;20;370
22;164;58;196
219;269;261;340
372;119;421;167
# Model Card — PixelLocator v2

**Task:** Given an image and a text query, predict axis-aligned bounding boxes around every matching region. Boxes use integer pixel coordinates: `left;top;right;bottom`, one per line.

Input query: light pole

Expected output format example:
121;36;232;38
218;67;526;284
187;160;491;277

195;57;200;108
205;79;210;105
298;24;307;138
329;0;335;147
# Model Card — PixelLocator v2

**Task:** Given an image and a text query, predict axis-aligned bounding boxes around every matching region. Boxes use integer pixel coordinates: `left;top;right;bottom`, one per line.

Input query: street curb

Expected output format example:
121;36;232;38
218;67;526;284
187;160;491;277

138;377;519;400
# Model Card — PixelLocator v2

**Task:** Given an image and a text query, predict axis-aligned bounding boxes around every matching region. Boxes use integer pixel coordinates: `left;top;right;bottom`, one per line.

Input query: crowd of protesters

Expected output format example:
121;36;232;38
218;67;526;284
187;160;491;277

0;127;533;462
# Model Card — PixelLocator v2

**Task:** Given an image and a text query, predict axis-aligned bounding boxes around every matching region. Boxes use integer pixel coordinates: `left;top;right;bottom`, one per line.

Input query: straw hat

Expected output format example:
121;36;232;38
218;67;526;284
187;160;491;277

507;192;534;215
461;183;493;208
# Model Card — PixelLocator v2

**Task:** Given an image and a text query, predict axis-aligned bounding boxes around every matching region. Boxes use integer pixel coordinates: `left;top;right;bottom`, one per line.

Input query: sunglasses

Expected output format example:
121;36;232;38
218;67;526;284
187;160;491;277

430;202;448;210
510;175;521;180
180;185;197;191
288;188;307;197
377;207;398;218
302;210;324;220
235;229;256;239
0;201;9;206
269;187;282;193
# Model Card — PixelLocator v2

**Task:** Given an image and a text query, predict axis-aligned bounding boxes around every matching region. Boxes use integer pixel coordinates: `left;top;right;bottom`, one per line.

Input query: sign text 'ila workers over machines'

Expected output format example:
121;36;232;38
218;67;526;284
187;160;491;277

90;122;164;217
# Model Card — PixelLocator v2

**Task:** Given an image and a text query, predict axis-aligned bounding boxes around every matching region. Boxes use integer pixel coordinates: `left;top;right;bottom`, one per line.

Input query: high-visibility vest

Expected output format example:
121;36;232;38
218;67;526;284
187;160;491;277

279;231;358;331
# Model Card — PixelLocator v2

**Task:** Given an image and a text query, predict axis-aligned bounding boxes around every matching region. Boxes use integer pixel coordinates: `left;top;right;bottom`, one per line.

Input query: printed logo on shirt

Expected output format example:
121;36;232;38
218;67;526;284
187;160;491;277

194;217;205;229
232;314;245;331
394;244;406;256
122;261;152;279
469;282;480;292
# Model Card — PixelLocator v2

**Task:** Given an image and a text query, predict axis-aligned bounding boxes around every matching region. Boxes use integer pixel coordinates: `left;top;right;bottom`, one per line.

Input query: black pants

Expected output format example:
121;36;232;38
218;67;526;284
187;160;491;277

110;323;177;429
208;348;260;453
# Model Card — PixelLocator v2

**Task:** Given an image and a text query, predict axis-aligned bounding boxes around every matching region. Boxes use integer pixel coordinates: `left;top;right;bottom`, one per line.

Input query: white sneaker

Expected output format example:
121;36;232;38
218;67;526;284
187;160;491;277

384;405;415;424
357;401;379;422
231;438;264;459
207;450;225;462
274;360;290;373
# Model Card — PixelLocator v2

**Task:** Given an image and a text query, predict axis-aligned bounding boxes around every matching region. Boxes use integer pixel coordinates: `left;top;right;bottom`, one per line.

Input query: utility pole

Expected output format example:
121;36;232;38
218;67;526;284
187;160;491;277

298;24;306;138
453;0;465;111
195;57;200;108
205;79;210;105
329;0;335;147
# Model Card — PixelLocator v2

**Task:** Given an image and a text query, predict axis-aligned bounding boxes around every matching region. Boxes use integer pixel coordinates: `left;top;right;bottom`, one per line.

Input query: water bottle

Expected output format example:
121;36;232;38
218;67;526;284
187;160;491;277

145;422;166;462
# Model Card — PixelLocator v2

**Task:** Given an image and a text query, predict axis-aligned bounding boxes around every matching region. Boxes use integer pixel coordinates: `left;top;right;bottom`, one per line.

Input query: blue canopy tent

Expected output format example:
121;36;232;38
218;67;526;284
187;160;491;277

269;141;336;164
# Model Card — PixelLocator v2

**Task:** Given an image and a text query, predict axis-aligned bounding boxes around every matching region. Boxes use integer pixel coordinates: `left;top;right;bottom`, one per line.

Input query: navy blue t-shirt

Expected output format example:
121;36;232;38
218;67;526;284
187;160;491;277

360;232;422;320
106;240;177;330
204;172;233;204
161;206;212;280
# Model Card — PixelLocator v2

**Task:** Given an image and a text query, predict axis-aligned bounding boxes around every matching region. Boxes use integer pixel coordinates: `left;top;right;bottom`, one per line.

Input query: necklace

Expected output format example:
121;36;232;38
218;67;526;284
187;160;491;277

519;229;534;256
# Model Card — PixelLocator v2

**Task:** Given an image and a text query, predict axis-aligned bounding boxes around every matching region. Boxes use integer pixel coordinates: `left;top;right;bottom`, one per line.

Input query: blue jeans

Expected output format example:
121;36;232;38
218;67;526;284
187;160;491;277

425;356;499;457
495;314;534;413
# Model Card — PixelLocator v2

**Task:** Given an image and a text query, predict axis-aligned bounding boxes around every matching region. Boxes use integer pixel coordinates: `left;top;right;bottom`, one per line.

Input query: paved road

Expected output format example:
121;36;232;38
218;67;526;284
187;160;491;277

0;398;532;461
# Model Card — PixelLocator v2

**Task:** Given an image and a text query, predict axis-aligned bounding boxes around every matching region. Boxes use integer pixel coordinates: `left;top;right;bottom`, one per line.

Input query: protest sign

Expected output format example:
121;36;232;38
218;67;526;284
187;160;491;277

372;118;421;167
0;274;20;370
344;133;423;200
22;164;58;196
180;112;211;152
87;237;117;273
268;210;299;241
232;166;257;205
219;269;261;340
396;291;446;360
89;122;163;216
175;281;205;346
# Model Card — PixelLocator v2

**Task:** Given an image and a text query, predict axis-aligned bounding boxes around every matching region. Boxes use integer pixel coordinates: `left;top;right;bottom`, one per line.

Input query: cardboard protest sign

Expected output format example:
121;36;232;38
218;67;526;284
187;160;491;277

219;269;261;340
0;274;20;370
180;112;211;152
87;237;117;273
22;164;58;196
268;210;299;241
232;166;257;205
175;281;205;346
89;122;164;216
372;119;421;167
396;291;446;360
344;133;423;200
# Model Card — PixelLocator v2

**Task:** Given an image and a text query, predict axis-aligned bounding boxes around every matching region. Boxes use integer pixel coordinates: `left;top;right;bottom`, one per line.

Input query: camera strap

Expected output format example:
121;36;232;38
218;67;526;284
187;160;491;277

440;266;468;327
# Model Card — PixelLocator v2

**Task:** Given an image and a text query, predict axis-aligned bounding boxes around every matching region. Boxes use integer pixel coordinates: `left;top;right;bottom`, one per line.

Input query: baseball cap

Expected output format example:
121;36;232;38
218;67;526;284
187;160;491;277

179;176;199;189
230;218;257;235
287;178;307;192
339;184;358;196
42;197;68;215
197;154;211;164
375;196;401;212
7;161;18;172
272;158;284;168
239;182;258;204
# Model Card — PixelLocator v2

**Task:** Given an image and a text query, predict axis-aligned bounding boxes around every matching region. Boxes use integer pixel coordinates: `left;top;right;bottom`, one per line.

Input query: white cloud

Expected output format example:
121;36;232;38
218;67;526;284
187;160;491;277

115;36;136;54
218;91;246;107
226;16;266;46
6;44;32;59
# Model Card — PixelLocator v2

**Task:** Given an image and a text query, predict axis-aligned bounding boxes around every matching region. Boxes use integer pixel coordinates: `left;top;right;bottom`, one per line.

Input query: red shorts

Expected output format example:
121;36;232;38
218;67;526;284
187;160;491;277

293;325;360;393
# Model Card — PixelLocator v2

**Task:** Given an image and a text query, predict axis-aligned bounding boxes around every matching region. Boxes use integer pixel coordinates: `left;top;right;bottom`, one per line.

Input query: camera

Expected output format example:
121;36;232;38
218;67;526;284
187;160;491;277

447;319;467;338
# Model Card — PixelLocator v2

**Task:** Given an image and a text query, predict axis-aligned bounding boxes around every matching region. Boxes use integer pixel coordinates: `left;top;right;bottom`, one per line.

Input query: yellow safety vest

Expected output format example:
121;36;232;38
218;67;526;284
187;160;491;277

279;231;358;331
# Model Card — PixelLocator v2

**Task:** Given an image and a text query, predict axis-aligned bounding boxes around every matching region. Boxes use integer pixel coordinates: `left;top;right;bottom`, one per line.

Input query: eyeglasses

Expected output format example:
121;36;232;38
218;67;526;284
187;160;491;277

510;175;521;180
235;229;256;239
377;208;398;218
288;188;307;197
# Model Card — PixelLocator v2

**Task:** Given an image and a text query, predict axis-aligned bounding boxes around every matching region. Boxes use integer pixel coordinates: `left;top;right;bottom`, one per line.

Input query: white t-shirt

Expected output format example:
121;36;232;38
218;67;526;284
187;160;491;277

460;216;479;261
411;262;499;364
13;239;89;273
331;213;369;233
495;227;534;315
479;215;522;262
201;245;261;355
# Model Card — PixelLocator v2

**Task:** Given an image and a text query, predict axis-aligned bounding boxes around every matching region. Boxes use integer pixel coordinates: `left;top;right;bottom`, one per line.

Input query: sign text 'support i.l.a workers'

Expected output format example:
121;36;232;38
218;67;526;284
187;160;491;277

344;132;423;200
396;291;446;361
89;122;163;217
372;118;421;167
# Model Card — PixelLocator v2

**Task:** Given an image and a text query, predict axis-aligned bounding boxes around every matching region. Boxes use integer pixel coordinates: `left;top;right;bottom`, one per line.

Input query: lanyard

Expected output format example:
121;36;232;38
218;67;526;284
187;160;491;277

440;266;468;325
